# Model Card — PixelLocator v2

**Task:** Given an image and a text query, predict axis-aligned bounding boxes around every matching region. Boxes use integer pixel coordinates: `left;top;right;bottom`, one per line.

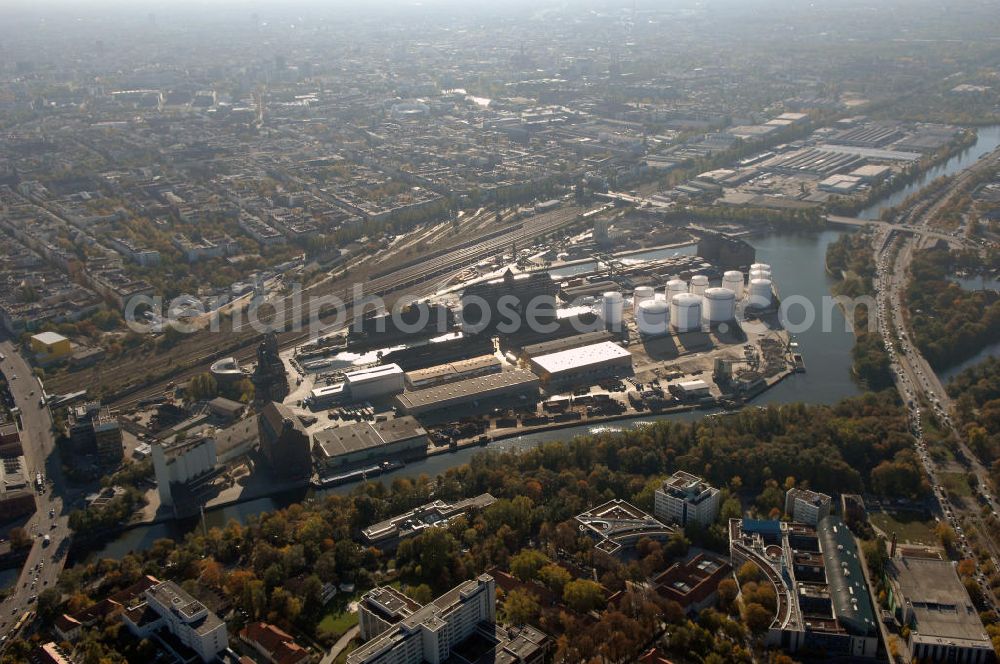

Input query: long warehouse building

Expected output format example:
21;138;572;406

313;416;429;472
395;370;540;416
528;341;632;385
404;355;501;389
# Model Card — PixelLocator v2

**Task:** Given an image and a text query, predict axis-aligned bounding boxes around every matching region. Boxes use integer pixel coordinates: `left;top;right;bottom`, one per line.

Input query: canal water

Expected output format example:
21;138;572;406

951;275;1000;292
939;341;1000;384
83;125;1000;560
83;230;863;559
857;124;1000;380
856;125;1000;220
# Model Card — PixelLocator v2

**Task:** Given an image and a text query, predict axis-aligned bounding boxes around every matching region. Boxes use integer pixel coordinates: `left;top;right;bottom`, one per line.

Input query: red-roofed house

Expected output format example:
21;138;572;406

239;622;310;664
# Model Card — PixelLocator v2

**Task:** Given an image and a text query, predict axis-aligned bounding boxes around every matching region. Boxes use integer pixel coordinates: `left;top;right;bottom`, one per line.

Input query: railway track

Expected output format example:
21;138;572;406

108;205;590;408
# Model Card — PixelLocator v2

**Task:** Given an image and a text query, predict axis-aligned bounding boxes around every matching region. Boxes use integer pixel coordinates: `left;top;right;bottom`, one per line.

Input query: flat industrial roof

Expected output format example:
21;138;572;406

676;380;709;390
314;416;427;458
406;355;499;383
520;331;613;358
345;364;403;383
310;383;345;398
395;370;539;412
850;164;891;177
530;341;631;376
406;364;456;382
450;355;500;372
891;556;992;647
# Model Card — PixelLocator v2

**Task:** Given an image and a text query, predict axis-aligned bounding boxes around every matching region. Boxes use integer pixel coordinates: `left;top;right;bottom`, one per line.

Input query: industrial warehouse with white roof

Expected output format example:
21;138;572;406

528;341;633;384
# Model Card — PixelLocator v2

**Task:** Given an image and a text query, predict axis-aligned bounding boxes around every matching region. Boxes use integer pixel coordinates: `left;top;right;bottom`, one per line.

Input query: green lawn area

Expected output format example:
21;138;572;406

317;603;359;640
870;510;938;546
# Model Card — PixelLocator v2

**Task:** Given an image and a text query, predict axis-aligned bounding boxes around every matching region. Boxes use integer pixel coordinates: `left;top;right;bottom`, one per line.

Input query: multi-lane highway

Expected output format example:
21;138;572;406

871;146;1000;609
0;342;71;642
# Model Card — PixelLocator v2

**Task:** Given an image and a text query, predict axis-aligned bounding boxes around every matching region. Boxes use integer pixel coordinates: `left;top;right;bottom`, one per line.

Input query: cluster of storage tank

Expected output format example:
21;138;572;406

746;263;774;308
598;264;775;335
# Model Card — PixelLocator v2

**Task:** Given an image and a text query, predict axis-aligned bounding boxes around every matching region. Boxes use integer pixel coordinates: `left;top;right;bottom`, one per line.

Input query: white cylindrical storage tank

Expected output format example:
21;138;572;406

689;275;709;296
703;287;736;323
747;278;773;308
632;285;655;314
601;291;624;328
750;263;771;273
637;300;669;336
666;279;687;301
670;293;702;332
722;270;744;299
749;268;771;283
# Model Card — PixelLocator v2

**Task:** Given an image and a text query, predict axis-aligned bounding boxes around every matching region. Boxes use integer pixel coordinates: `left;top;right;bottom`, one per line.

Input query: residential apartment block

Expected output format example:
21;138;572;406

122;580;228;663
654;471;720;528
784;488;832;526
350;574;547;664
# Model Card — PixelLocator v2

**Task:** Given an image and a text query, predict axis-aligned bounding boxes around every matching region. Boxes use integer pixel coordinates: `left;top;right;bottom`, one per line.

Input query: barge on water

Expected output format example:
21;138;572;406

312;460;405;488
793;354;806;372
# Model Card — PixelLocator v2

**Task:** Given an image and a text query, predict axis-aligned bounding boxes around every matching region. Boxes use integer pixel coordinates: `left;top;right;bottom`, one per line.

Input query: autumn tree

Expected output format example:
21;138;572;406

737;561;765;585
538;563;572;595
717;578;739;611
187;372;218;400
936;522;957;550
510;549;549;582
744;602;773;632
563;579;605;613
502;588;540;625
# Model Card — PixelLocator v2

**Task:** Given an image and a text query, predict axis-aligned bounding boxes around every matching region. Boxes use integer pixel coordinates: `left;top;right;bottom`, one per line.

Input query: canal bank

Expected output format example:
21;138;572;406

856;124;1000;220
77;125;1000;561
78;226;859;561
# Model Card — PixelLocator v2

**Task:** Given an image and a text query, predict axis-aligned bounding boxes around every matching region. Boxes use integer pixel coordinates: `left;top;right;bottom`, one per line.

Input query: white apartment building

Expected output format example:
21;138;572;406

122;580;228;663
784;488;832;526
654;471;720;528
349;575;497;664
